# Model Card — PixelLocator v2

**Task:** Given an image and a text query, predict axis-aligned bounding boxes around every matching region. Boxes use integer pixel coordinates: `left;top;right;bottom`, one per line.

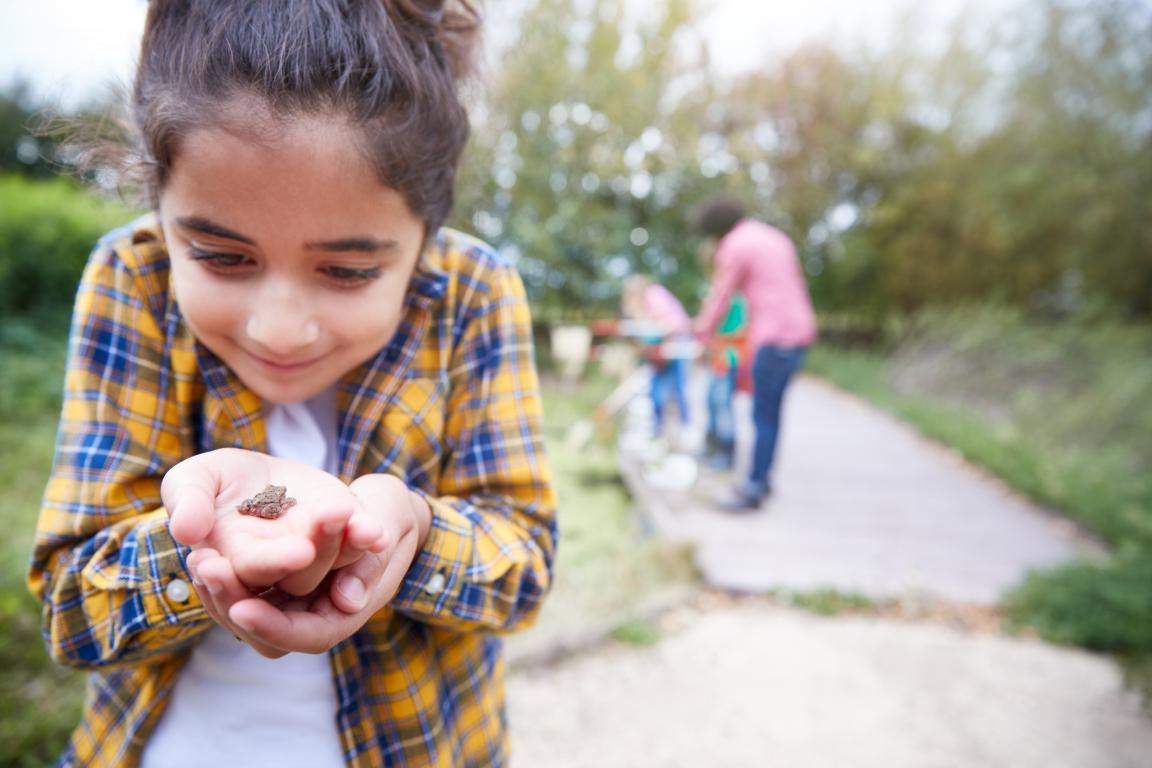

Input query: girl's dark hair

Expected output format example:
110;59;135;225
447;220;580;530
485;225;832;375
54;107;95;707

689;196;746;239
129;0;479;233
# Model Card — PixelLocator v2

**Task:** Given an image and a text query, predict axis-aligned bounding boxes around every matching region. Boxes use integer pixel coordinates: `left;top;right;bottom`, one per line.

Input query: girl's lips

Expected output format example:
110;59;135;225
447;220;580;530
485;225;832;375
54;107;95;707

250;352;324;372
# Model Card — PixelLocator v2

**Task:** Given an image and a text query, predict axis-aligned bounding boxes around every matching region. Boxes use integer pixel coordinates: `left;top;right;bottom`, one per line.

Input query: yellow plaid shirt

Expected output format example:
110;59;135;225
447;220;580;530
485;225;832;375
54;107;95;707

28;217;557;767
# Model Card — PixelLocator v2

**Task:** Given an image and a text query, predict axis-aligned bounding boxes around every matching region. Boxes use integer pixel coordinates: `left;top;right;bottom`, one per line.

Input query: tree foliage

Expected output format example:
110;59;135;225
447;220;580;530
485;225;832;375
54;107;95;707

0;79;61;178
2;0;1147;323
449;0;1152;322
0;174;139;319
452;0;733;318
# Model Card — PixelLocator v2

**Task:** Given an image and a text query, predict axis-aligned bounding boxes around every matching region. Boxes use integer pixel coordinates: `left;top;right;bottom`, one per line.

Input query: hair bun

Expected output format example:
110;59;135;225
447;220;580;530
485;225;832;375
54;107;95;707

386;0;481;81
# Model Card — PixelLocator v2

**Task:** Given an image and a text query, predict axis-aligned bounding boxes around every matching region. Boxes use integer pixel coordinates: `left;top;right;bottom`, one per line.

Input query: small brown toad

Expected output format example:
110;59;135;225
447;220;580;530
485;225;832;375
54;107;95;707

237;484;297;519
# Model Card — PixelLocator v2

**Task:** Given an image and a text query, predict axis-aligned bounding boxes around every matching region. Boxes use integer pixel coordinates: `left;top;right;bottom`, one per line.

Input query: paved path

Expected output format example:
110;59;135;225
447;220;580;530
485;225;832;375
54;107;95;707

623;373;1103;604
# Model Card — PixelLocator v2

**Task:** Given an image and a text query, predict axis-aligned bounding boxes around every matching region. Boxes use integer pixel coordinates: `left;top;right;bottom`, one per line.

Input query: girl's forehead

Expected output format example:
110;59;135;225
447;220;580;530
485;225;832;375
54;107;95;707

162;117;418;238
174;113;371;185
201;96;361;153
160;93;420;231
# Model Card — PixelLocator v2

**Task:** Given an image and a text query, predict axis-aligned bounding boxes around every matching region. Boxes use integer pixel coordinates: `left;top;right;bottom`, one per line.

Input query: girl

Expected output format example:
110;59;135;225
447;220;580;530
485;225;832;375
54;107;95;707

28;2;556;766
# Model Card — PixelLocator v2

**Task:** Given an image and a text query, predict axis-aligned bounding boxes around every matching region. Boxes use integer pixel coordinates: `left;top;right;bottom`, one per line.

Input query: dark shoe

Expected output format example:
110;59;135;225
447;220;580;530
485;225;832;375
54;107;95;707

715;487;768;512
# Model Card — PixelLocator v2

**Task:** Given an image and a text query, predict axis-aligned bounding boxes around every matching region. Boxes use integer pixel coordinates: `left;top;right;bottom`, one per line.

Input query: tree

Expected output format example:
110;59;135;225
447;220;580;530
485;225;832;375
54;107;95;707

452;0;724;318
450;0;1152;322
0;78;59;177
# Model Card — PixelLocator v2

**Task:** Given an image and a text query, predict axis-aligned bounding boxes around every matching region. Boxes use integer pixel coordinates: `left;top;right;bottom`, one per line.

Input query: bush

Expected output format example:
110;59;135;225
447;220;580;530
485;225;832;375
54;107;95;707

0;174;139;319
0;582;84;768
0;172;127;764
0;326;80;767
1006;549;1152;654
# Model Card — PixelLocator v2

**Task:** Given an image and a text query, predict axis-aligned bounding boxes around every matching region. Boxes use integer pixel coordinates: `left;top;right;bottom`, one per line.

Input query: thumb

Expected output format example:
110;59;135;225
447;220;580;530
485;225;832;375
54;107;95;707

330;526;421;616
330;552;385;615
162;456;222;546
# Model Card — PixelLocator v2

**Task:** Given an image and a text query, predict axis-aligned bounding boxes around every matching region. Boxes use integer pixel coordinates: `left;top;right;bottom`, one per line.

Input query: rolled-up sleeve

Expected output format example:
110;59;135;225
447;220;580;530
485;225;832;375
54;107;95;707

28;241;209;669
392;262;557;633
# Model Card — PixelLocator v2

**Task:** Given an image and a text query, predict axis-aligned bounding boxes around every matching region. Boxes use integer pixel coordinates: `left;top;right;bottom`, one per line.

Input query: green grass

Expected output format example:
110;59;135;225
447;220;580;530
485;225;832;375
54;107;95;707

0;319;85;767
786;589;878;616
1006;547;1152;710
609;617;663;646
1004;548;1152;654
533;369;697;637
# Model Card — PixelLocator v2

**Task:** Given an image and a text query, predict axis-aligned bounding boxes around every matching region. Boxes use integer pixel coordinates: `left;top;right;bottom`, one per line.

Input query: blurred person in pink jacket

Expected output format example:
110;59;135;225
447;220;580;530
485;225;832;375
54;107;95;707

693;197;817;510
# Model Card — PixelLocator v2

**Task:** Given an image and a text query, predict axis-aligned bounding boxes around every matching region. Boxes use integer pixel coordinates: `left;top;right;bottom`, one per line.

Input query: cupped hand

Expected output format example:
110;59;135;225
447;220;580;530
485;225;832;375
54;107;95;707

187;519;413;657
229;519;420;654
189;474;433;656
185;546;295;658
162;448;385;595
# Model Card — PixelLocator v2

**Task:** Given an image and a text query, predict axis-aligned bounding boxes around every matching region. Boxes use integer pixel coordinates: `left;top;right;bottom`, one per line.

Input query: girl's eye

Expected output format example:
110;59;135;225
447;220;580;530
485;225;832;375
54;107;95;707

321;265;383;286
188;248;251;270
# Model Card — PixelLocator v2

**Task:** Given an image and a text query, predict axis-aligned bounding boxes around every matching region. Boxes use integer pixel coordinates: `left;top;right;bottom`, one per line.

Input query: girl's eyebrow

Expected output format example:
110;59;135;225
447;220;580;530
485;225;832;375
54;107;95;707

304;237;398;254
175;216;256;245
174;216;396;254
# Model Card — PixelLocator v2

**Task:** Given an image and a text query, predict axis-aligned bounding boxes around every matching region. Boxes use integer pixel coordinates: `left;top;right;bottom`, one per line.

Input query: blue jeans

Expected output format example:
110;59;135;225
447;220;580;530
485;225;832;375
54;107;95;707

650;358;689;431
705;367;737;462
744;345;807;496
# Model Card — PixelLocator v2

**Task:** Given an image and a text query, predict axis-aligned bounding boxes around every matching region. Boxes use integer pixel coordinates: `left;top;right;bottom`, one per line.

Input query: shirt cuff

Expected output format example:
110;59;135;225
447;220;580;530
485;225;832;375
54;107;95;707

391;493;475;619
136;510;210;629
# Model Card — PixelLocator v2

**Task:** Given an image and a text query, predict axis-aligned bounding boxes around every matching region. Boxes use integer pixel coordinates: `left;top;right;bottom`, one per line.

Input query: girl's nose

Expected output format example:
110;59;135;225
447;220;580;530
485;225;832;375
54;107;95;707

244;289;320;354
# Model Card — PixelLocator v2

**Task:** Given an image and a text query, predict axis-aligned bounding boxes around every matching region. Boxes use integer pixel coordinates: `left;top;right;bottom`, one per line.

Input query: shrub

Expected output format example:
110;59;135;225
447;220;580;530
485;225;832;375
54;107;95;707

1005;549;1152;653
0;174;139;319
0;326;80;767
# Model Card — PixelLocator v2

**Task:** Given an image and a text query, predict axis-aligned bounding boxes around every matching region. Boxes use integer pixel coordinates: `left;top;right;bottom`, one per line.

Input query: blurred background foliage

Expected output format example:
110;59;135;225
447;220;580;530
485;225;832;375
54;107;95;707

1;0;1148;325
451;0;1151;324
1;0;1151;760
0;175;138;318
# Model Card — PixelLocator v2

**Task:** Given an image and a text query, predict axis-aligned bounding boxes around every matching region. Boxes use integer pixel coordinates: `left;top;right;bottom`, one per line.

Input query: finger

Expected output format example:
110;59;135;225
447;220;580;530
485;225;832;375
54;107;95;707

346;510;387;553
184;546;211;578
190;553;249;636
328;506;388;571
190;579;229;627
344;474;403;558
229;535;317;588
229;596;348;655
195;551;260;605
163;457;224;546
187;549;229;625
194;553;288;658
328;547;390;615
276;504;354;596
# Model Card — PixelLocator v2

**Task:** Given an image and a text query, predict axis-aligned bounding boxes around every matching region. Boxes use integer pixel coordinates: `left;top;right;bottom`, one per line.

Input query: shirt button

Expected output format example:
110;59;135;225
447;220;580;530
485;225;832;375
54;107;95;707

166;578;191;604
424;571;447;596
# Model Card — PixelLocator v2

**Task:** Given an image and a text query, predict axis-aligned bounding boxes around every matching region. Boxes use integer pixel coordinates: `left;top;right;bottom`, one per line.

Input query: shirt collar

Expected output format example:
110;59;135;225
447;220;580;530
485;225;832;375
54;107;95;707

406;231;449;308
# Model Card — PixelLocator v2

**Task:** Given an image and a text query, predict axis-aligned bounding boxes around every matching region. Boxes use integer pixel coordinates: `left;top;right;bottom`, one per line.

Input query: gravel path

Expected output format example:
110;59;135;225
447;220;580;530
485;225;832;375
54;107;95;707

508;599;1152;768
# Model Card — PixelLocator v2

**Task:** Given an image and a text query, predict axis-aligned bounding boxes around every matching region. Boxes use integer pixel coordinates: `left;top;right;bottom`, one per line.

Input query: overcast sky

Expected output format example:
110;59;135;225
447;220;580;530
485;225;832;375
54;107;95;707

0;0;1021;108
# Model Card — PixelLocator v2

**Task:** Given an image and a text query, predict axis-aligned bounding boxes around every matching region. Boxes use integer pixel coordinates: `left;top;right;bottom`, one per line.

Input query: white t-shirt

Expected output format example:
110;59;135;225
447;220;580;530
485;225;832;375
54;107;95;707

141;389;345;768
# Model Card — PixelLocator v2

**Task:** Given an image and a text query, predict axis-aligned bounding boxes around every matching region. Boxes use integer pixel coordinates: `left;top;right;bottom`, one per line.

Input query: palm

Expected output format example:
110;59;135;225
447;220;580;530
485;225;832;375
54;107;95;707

165;449;356;591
